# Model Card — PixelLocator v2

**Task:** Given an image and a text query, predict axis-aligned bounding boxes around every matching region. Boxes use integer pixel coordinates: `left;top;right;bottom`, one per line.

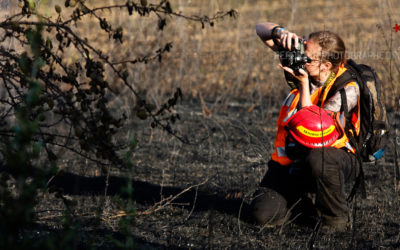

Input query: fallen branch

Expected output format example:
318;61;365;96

110;178;209;218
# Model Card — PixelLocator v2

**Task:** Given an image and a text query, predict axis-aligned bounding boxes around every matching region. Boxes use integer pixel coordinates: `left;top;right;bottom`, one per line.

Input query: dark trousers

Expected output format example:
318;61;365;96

251;147;359;225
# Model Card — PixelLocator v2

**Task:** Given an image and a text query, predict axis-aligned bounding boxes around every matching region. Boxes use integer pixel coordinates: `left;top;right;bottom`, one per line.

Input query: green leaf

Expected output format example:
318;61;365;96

18;52;31;75
28;0;36;10
129;137;137;150
46;38;53;49
122;70;129;80
70;0;77;7
165;1;172;13
136;109;147;120
32;143;41;157
26;80;42;106
55;5;62;14
126;0;134;15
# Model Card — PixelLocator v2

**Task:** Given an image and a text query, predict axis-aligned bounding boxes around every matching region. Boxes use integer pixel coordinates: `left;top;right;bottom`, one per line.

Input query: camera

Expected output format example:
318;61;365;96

278;39;311;72
273;38;311;89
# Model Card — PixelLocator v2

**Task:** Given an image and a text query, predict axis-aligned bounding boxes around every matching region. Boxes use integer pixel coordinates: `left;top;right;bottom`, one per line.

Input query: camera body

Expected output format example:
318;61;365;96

279;39;311;72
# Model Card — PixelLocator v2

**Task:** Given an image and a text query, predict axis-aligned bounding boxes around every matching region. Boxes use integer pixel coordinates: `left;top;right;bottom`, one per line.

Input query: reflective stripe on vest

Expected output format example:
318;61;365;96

320;74;360;151
282;92;296;107
271;64;361;166
283;108;298;123
276;147;287;157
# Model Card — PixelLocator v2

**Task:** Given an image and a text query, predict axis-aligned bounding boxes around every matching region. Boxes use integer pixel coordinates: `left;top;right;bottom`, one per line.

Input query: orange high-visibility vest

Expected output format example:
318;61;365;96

271;64;360;166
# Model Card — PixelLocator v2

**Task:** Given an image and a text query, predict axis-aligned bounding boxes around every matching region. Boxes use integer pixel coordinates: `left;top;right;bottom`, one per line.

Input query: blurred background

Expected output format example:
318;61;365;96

4;0;400;112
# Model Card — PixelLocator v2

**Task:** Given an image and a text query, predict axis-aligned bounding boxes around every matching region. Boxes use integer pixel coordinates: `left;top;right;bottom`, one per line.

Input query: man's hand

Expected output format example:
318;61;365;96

279;64;312;108
255;22;301;51
278;64;308;86
278;30;300;50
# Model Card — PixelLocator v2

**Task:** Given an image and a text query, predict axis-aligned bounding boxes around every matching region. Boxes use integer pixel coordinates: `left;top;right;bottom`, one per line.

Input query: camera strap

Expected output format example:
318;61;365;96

316;71;337;106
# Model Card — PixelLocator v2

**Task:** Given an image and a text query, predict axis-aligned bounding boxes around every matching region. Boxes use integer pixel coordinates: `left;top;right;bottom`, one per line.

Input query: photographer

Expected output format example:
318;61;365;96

251;22;360;231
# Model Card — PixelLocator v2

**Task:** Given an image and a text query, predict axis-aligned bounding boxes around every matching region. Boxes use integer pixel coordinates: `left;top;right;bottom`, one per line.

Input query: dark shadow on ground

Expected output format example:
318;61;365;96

28;223;192;250
48;172;253;222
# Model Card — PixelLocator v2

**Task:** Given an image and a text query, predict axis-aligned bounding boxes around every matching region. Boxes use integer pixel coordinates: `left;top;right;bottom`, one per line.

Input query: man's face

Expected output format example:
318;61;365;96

304;39;325;78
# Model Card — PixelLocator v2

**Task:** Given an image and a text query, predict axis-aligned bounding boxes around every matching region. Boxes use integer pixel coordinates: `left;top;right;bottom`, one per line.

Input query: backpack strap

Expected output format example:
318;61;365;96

339;89;366;201
317;69;355;107
317;61;367;200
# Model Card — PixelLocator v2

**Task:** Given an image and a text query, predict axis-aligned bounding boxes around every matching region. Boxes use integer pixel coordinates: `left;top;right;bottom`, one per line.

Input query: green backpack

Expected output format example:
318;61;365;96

323;59;391;199
324;59;390;162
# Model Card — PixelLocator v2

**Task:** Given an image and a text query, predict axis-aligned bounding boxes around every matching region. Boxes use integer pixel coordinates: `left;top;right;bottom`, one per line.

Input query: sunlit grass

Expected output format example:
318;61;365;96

2;0;399;109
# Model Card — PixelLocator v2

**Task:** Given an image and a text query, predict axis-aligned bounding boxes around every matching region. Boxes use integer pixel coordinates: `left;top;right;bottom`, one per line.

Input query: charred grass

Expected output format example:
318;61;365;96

2;0;400;249
35;99;400;249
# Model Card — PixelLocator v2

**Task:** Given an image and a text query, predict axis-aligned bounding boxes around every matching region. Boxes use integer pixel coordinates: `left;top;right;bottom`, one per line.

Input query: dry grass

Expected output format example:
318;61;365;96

2;1;400;248
4;0;399;110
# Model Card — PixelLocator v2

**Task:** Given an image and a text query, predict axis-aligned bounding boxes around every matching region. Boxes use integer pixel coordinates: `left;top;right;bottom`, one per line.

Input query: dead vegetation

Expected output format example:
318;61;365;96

1;0;400;249
7;0;398;110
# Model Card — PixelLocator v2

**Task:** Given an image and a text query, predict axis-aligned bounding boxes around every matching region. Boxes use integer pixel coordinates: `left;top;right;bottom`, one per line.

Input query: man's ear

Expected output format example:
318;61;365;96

322;61;332;71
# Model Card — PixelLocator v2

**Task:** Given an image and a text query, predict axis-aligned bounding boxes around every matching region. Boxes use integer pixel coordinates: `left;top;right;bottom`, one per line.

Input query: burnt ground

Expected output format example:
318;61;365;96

33;97;400;249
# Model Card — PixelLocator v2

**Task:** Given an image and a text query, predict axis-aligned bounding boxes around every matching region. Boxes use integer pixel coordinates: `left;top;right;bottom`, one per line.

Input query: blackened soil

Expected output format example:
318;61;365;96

35;98;400;249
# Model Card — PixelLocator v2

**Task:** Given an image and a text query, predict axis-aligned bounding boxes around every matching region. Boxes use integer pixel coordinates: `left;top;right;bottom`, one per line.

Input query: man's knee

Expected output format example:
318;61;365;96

250;187;288;225
305;148;331;178
306;147;346;191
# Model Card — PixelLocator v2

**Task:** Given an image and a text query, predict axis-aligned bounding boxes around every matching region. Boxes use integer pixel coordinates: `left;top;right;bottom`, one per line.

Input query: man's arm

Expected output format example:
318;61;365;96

324;84;359;112
255;22;280;50
255;22;300;51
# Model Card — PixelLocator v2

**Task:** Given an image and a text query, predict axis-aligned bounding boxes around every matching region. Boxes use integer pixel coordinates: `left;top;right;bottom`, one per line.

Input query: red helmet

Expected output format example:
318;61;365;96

285;105;340;148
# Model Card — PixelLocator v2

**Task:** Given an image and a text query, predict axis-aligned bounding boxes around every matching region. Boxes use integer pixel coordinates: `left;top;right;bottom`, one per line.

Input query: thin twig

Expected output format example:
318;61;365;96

278;198;302;235
111;178;209;217
237;194;248;236
307;217;322;250
184;185;199;221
